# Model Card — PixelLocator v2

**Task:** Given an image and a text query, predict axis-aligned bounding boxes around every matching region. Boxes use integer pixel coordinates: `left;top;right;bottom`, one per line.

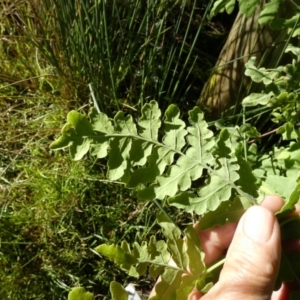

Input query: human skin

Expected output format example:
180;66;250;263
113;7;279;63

150;195;300;300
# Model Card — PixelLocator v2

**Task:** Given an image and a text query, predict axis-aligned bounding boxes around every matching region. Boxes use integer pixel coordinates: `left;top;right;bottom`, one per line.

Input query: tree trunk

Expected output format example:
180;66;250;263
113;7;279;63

198;1;298;118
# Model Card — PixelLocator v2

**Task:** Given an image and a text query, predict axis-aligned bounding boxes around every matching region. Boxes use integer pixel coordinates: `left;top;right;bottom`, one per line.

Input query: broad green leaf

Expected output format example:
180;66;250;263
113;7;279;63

212;132;231;158
260;175;297;202
97;236;171;280
132;240;164;276
197;157;239;209
68;287;94;300
175;275;198;300
51;102;252;214
139;107;214;201
50;123;75;150
158;214;188;270
276;182;300;219
128;104;186;187
184;225;205;274
127;139;153;167
198;197;253;230
169;157;239;214
110;282;128;300
144;155;202;200
277;142;300;177
67;110;94;135
126;101;162;169
150;269;183;300
90;136;111;159
199;282;214;293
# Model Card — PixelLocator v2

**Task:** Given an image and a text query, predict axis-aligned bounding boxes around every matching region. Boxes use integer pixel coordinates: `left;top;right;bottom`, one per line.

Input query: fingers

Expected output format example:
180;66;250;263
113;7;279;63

202;205;281;300
199;195;284;265
198;222;237;265
260;195;285;213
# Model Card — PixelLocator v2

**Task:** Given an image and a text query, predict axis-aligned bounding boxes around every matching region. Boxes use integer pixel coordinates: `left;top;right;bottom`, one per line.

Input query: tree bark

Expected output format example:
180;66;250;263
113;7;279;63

198;0;298;118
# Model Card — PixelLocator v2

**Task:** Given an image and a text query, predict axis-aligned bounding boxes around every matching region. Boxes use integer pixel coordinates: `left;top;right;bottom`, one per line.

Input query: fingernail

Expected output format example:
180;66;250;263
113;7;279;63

243;206;274;243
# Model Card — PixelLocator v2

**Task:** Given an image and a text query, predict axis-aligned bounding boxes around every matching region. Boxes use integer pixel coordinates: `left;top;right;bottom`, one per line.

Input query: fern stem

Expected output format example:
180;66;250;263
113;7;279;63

206;257;225;274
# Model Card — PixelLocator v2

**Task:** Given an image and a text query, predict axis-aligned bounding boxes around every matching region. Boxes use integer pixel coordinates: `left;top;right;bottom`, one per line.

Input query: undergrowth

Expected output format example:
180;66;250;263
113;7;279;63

1;1;213;299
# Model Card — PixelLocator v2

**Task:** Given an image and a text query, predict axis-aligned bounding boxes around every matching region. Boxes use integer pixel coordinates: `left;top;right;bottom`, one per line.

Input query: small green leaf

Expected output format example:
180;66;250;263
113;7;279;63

276;182;300;219
242;92;273;107
258;0;284;25
245;57;273;85
89;108;114;134
239;124;260;138
107;136;132;181
184;225;205;275
68;287;94;300
50;111;94;160
138;100;161;140
239;0;260;18
236;155;258;197
163;104;187;152
209;0;236;18
95;243;137;273
110;282;128;300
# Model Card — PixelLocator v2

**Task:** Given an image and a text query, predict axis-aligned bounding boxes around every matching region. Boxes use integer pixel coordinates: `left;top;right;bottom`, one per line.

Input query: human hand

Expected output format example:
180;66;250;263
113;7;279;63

189;195;300;300
150;195;300;300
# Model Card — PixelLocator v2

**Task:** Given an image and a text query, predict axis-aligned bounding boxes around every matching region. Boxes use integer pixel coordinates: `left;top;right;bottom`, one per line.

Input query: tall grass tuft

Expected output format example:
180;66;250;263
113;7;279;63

15;0;211;114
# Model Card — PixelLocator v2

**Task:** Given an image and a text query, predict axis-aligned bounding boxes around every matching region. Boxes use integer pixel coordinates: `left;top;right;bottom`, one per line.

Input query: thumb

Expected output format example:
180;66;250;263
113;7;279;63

204;205;281;300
